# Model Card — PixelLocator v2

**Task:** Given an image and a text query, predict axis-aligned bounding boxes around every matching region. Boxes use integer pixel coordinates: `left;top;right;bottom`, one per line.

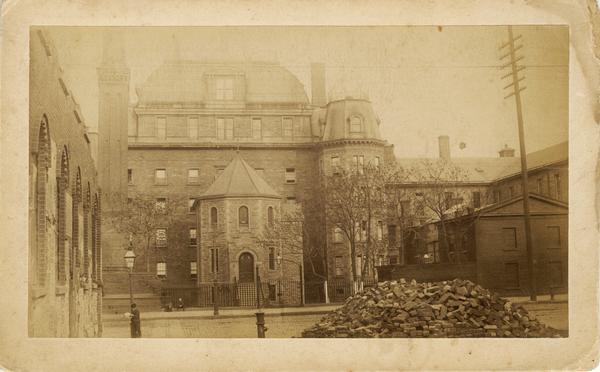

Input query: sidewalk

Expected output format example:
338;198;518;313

103;303;340;322
103;293;567;322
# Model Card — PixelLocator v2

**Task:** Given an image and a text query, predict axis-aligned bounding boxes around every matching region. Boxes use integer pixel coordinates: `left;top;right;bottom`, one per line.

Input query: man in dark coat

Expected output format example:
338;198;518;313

130;303;141;338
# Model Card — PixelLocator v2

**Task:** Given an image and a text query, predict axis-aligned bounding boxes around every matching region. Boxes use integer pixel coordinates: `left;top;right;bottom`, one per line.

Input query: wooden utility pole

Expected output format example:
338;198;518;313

500;25;536;301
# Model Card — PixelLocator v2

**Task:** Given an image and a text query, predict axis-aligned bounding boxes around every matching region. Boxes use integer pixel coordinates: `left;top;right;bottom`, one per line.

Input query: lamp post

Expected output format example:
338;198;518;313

277;253;304;307
124;237;136;305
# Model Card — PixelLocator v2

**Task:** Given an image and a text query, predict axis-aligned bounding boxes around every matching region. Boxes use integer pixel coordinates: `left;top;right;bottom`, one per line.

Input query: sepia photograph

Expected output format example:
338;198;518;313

27;25;570;340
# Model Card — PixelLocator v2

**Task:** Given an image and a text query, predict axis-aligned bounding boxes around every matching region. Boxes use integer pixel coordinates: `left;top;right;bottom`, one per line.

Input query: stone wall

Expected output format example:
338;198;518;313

29;28;102;337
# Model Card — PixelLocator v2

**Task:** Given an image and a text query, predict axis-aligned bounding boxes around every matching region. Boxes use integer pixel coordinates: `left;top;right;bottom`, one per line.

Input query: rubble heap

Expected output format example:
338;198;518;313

302;279;562;338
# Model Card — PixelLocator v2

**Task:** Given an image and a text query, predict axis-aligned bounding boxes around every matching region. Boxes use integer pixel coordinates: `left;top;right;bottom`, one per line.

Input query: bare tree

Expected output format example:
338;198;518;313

321;162;406;281
408;159;491;263
257;198;327;280
107;194;183;272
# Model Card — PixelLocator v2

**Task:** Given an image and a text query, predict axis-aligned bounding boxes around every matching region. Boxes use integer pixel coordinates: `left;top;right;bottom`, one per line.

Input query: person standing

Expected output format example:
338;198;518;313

129;303;141;338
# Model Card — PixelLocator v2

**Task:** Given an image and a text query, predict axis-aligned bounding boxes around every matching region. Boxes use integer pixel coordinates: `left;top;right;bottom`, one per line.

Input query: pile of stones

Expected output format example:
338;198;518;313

301;279;562;338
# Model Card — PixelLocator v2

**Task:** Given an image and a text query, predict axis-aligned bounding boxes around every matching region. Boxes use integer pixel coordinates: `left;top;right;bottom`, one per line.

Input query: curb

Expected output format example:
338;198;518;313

103;309;332;323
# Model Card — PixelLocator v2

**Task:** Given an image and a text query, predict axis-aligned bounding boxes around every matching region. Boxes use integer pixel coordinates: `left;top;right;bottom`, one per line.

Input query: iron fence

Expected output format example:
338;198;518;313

161;279;303;308
161;278;378;309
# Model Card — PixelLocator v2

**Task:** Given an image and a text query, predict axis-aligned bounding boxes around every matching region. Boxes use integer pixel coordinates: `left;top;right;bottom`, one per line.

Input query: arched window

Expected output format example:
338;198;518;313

239;206;249;227
83;183;91;279
34;116;50;286
71;168;82;281
57;147;70;283
267;206;274;227
349;116;363;133
210;207;218;227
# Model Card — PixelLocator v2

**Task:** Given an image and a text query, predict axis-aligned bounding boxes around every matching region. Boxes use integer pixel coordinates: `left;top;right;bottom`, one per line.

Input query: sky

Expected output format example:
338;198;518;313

46;26;568;158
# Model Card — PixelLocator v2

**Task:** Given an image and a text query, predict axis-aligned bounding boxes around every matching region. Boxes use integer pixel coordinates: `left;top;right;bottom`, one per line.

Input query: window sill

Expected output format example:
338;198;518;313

31;286;47;300
55;285;67;296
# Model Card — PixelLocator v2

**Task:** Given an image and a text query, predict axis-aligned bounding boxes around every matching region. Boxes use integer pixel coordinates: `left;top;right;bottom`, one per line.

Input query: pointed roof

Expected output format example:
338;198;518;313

199;153;281;200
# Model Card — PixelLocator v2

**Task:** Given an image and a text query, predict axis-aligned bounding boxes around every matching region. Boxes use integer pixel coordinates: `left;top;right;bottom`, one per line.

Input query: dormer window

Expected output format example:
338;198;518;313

216;78;234;100
350;116;363;133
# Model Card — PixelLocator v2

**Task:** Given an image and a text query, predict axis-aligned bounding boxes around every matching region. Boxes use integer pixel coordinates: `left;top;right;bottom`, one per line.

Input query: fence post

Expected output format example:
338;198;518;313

324;280;329;304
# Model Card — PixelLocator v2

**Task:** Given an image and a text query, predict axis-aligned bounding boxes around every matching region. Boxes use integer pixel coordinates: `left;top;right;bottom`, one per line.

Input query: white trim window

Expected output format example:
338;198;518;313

157;262;167;278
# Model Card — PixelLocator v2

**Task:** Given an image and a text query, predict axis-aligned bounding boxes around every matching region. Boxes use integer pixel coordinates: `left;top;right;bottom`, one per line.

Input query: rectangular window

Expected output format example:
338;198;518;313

189;228;197;246
493;190;500;203
268;284;277;301
252;118;262;139
555;174;561;200
217;118;225;139
269;247;275;270
155;168;167;185
352;155;364;174
157;262;167;277
331;156;340;174
334;227;343;243
210;248;219;273
335;256;343;277
389;256;398;265
377;221;383;241
285;168;296;183
282;118;293;137
190;262;197;279
400;201;410;217
374;156;380;168
157;117;167;139
216;78;234;100
472;191;481;209
547;226;561;248
416;202;425;216
286;197;297;204
156;228;167;247
350;116;362;132
188;198;195;213
225;118;234;139
155;198;166;213
188;168;199;184
360;221;367;242
504;262;519;288
549;261;563;287
444;192;454;209
127;169;133;185
388;225;396;246
502;227;517;250
188;117;199;139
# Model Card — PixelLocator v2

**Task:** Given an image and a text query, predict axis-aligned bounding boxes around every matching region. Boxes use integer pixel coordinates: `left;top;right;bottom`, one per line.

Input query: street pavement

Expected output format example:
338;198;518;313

102;297;568;338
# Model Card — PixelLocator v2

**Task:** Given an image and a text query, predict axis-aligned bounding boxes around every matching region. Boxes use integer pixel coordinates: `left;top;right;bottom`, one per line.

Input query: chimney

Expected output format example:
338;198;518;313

311;63;326;107
438;135;450;160
498;144;515;157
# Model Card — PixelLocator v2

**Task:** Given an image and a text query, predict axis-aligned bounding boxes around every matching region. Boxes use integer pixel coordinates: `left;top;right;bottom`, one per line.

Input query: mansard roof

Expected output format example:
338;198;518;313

136;60;309;105
198;153;281;200
319;98;383;142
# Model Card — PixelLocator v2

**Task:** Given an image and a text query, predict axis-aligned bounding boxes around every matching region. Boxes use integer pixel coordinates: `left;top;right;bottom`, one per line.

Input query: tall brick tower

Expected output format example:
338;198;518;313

97;31;130;270
97;31;129;211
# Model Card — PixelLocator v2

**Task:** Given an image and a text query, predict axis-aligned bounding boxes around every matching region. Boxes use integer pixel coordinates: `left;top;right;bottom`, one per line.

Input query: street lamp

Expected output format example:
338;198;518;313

276;253;305;307
124;238;136;305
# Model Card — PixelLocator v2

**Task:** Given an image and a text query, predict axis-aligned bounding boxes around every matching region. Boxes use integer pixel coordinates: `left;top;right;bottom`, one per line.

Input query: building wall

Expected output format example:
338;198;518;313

475;214;568;295
127;147;315;285
492;162;568;203
29;28;102;337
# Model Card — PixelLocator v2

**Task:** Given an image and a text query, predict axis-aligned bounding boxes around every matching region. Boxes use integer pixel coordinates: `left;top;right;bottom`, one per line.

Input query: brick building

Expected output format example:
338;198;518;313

94;37;567;299
29;29;103;336
384;141;568;296
96;31;395;297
